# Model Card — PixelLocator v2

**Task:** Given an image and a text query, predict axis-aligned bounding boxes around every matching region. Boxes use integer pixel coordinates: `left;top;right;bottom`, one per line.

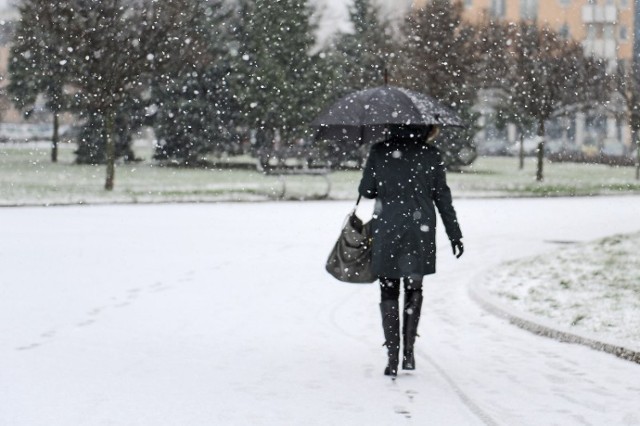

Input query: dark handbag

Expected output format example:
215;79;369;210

325;196;375;283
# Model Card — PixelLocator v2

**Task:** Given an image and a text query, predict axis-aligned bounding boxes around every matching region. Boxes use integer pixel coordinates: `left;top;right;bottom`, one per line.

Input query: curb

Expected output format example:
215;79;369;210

3;193;640;209
469;281;640;365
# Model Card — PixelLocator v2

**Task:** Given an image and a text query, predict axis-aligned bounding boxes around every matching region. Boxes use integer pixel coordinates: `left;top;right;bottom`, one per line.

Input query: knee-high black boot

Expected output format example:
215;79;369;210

402;290;423;370
380;300;400;377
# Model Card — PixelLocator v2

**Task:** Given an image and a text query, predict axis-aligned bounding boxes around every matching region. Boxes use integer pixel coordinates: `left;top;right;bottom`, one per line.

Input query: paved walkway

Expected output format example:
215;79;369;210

1;197;639;425
412;197;640;425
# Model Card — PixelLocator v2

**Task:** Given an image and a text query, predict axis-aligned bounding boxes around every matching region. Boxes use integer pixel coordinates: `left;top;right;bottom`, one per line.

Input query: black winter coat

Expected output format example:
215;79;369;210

358;138;462;279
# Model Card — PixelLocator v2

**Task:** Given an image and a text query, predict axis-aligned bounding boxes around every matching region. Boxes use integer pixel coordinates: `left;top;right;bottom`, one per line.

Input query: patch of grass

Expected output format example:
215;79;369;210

559;280;571;289
571;314;587;326
498;292;520;301
2;143;640;206
485;231;640;347
451;156;640;197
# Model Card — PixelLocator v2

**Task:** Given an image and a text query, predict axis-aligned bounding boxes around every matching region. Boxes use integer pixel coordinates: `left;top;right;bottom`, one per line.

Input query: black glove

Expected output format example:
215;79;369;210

451;239;464;259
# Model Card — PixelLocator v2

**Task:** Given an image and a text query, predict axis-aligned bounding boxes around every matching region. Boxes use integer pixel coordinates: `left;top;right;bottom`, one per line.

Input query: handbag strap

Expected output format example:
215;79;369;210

351;194;362;215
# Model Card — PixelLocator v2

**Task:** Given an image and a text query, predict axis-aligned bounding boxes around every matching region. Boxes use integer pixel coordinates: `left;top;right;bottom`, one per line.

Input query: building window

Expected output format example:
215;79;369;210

465;0;473;7
620;25;628;40
586;25;597;40
603;25;614;40
619;59;629;71
520;0;538;20
620;0;629;8
491;0;506;17
559;0;571;6
559;24;570;39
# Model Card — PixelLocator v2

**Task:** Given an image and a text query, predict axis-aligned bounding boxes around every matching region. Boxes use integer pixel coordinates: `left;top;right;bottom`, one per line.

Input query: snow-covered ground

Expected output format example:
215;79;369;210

480;231;640;350
2;197;640;426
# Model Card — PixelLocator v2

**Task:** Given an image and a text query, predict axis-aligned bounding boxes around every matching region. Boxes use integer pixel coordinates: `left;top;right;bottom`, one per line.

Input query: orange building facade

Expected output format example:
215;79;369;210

410;0;637;156
411;0;636;68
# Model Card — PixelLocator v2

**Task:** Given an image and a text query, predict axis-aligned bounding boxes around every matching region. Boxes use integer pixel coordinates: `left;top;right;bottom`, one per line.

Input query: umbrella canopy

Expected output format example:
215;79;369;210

310;85;465;144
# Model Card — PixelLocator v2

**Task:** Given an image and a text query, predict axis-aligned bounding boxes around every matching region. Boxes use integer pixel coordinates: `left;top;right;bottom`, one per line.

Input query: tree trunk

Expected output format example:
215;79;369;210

536;120;545;182
51;112;59;163
104;111;116;191
519;131;525;170
635;129;639;181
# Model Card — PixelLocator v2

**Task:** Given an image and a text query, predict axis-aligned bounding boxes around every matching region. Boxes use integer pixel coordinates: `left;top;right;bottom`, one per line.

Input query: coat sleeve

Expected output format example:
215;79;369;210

358;148;377;199
432;152;463;241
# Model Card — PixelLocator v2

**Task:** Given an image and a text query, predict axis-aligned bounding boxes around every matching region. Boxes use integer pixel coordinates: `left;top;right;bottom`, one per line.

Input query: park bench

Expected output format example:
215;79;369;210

261;164;332;199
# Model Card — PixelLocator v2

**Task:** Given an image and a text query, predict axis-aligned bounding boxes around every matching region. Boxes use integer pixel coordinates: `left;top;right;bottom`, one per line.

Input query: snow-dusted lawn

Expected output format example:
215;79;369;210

480;232;640;350
2;197;640;425
454;156;640;197
0;143;338;204
2;142;640;206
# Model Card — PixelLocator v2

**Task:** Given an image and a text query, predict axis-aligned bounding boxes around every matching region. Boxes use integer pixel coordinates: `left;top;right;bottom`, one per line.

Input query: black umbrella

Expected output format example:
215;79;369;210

310;85;465;144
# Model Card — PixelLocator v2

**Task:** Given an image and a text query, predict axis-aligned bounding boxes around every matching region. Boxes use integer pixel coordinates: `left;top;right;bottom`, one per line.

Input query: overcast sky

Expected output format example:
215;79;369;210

314;0;351;44
316;0;411;44
0;0;16;20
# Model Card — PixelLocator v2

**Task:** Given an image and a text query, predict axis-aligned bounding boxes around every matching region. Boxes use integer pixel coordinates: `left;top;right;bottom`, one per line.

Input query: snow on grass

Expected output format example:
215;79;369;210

2;142;640;206
451;156;640;197
0;143;340;204
480;231;640;349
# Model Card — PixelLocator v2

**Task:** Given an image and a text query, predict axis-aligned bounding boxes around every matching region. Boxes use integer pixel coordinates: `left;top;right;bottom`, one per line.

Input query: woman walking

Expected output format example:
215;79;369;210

358;125;464;377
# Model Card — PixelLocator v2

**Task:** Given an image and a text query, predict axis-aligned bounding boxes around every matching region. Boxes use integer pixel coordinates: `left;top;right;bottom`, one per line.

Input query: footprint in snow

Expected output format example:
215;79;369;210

41;330;56;338
394;406;411;419
148;282;171;292
16;342;40;351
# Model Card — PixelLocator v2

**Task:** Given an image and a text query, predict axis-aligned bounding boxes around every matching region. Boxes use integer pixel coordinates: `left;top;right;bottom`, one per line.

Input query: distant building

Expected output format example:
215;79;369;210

379;0;415;24
411;0;638;157
635;0;640;68
413;0;636;69
0;2;21;125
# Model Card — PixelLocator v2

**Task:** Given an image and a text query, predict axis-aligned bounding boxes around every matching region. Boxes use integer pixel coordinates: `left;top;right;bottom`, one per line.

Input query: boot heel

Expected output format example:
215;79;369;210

402;353;415;370
384;365;398;377
380;300;400;378
402;291;423;371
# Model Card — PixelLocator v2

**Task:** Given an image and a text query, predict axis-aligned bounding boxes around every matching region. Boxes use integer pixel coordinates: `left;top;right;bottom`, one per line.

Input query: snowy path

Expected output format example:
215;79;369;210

1;197;639;426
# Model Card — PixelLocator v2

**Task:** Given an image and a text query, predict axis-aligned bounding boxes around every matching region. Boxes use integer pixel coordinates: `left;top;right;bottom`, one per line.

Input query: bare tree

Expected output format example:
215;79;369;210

615;62;640;180
473;17;533;169
398;0;476;110
471;15;512;93
52;0;206;190
507;22;608;181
